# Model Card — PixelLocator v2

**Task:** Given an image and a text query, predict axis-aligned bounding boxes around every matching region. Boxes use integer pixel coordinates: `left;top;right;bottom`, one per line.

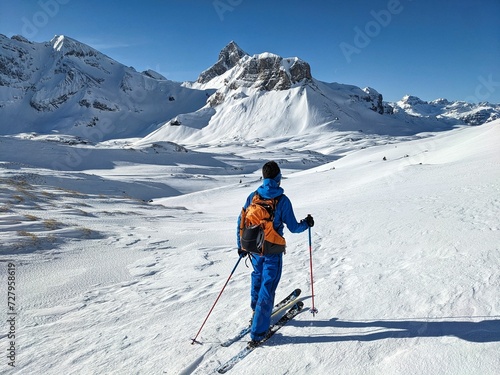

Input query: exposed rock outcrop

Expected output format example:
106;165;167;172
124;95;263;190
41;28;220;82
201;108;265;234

233;54;312;91
197;41;248;83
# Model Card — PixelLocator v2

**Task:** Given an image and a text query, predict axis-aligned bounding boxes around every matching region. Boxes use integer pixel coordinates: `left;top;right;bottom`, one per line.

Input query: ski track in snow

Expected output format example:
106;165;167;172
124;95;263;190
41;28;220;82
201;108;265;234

0;121;499;374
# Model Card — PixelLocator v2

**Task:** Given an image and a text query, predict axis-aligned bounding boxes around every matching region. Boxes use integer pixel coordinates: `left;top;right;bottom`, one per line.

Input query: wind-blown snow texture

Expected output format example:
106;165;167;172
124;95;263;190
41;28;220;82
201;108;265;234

0;35;499;375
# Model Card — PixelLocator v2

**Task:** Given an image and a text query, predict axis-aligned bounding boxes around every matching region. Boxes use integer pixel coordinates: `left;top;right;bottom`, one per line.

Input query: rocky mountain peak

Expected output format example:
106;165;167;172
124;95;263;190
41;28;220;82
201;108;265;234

50;35;99;58
197;41;248;83
220;41;246;63
399;95;427;106
197;41;312;91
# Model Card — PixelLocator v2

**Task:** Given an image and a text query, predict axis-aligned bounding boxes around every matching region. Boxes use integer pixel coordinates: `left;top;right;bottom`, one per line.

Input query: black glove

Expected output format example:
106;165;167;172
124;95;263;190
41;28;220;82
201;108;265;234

238;248;248;257
303;214;314;227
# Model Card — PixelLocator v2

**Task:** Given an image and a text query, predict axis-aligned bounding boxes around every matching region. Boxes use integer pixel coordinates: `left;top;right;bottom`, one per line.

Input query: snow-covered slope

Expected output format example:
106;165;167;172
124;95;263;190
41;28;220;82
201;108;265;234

137;67;435;147
0;117;498;374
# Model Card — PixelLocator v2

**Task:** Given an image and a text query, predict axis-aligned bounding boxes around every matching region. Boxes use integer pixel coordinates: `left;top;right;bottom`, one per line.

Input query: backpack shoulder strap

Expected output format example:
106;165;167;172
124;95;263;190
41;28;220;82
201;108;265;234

269;194;282;219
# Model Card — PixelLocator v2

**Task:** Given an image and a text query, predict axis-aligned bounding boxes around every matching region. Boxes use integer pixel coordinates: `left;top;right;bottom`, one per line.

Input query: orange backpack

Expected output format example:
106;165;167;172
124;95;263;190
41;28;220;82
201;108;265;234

239;193;286;255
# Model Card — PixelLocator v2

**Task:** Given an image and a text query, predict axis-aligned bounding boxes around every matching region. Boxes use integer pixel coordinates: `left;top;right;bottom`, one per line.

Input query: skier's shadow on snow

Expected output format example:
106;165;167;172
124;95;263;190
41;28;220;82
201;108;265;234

288;312;500;343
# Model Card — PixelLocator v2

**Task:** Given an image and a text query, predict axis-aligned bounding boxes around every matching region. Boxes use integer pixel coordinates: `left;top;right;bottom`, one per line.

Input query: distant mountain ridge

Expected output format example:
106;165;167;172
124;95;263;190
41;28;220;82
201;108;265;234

0;34;498;143
391;95;499;125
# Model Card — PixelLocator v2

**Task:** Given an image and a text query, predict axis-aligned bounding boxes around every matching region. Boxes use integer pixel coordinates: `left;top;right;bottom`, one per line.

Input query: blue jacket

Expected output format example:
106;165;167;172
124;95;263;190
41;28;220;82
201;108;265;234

237;178;308;249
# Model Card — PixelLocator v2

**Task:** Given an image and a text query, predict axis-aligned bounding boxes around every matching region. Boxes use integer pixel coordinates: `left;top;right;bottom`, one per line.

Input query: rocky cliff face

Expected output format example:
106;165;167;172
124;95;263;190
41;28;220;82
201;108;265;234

204;53;313;107
232;53;312;91
197;42;312;92
359;87;387;114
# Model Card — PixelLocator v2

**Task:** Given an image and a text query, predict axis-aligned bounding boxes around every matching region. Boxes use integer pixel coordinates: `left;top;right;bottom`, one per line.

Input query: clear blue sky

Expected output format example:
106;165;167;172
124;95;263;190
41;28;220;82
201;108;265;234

1;0;499;103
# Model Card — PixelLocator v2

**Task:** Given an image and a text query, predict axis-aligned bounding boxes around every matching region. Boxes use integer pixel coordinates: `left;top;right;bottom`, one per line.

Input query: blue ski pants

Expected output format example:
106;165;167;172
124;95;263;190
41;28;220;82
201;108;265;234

250;253;283;341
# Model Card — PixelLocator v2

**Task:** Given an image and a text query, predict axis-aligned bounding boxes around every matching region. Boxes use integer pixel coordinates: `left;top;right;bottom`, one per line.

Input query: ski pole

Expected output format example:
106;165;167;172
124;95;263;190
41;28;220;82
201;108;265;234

308;224;318;316
191;254;244;345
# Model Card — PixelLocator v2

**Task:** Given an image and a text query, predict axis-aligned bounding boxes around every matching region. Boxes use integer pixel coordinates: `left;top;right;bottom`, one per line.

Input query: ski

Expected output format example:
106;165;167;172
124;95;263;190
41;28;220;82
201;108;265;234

220;288;301;347
216;301;304;374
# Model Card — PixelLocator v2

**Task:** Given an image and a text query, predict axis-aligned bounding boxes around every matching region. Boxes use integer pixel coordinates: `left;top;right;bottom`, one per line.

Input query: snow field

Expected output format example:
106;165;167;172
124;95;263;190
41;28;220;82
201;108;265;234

0;120;499;374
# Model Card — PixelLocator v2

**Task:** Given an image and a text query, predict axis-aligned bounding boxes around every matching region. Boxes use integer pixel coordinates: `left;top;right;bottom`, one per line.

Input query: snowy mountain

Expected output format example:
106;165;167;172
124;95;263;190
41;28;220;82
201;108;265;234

0;34;212;140
391;95;500;126
141;45;438;147
1;35;498;146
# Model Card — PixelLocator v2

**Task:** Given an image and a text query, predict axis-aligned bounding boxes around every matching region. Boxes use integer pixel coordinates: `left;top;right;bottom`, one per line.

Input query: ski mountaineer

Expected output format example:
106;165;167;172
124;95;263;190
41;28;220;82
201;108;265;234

237;161;314;345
